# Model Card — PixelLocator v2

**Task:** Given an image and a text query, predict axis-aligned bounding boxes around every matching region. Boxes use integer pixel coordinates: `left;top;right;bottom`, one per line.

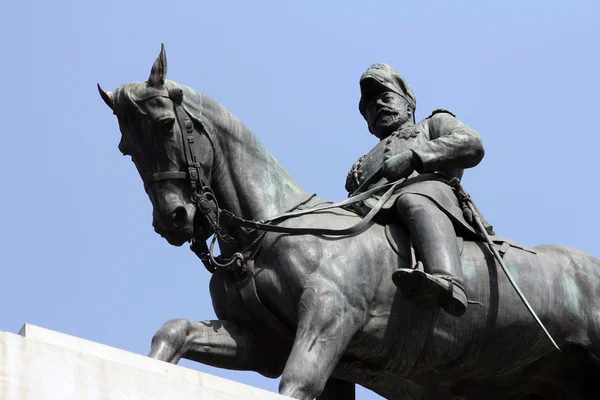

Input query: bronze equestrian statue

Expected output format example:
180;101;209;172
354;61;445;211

346;63;492;317
98;45;600;399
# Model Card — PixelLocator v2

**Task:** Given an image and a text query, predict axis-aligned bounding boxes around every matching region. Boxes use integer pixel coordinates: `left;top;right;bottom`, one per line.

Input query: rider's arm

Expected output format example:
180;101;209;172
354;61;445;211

412;112;484;173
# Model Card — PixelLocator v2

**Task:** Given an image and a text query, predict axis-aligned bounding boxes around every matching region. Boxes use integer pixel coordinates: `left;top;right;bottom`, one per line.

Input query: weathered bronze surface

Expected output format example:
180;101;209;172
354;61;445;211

99;45;600;400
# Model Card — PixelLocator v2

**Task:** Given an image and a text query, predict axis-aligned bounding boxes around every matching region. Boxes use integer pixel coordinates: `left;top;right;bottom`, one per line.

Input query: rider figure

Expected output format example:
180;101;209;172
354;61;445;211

346;63;490;317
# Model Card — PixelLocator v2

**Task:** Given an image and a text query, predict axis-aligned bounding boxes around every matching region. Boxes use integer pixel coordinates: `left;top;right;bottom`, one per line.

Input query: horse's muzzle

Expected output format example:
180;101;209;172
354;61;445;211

153;203;197;246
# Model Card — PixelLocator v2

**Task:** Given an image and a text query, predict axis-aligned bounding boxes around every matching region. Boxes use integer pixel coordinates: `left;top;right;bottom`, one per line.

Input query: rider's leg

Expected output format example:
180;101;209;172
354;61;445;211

392;193;467;316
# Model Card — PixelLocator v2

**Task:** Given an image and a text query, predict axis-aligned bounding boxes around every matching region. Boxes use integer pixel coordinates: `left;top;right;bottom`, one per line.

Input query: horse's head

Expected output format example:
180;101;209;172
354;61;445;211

98;44;214;246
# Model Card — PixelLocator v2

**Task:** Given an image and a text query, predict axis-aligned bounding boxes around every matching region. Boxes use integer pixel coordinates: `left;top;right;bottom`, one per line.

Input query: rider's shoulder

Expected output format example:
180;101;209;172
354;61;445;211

426;108;457;120
420;108;458;131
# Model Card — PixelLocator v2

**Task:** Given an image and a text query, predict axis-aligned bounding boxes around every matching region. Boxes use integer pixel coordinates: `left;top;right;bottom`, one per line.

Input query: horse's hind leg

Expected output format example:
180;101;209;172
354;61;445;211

148;318;283;377
278;278;361;400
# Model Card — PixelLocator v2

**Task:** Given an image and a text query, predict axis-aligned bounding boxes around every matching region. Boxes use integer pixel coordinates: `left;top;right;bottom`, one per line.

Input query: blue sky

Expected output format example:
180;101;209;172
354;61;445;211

2;1;600;398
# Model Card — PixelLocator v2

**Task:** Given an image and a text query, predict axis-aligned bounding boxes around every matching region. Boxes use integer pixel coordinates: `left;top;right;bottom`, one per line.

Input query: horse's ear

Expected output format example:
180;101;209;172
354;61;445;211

148;43;167;88
97;83;114;110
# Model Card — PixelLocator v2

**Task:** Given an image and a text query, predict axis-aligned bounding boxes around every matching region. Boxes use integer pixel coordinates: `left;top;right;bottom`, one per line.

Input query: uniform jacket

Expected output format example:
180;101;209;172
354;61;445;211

346;109;487;237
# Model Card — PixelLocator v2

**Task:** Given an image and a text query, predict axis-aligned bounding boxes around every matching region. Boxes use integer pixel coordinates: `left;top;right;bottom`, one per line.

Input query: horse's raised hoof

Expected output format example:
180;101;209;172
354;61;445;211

392;268;467;317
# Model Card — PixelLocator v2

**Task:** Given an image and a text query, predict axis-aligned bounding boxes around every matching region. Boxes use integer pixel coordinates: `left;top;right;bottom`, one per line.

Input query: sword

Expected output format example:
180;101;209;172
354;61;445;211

464;198;561;351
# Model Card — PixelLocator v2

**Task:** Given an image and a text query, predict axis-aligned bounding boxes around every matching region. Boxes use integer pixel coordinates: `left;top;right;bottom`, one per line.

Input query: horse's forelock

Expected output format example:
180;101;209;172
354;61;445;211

113;83;148;117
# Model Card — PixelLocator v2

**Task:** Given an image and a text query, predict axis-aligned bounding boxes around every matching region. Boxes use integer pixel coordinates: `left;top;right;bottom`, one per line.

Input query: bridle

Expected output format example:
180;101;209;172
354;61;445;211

132;87;228;271
134;87;212;203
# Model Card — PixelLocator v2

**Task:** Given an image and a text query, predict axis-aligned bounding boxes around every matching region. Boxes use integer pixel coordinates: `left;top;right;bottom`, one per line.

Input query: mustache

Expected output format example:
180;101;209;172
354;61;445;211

376;107;398;116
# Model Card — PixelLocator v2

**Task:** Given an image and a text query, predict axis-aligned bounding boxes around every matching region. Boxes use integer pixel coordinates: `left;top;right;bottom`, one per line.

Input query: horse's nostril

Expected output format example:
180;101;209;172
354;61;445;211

171;207;187;229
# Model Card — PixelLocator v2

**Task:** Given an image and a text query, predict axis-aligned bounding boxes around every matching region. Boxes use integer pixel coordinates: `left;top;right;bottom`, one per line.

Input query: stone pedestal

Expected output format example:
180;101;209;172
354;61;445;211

0;323;289;399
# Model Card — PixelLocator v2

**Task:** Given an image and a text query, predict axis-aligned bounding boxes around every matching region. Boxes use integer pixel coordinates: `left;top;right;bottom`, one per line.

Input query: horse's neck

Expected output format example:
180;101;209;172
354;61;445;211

203;96;311;221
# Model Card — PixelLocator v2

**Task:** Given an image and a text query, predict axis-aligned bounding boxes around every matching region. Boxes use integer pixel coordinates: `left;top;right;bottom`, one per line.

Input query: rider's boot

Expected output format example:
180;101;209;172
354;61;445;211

392;265;467;316
392;195;468;317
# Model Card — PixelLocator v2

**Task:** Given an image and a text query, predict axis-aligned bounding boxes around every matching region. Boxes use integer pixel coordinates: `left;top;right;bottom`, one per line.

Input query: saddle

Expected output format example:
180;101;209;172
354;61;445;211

384;223;536;263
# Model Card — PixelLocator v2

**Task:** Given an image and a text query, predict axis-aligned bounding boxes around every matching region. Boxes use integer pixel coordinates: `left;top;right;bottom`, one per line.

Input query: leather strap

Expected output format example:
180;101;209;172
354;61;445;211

222;173;449;237
174;104;206;201
151;171;187;182
145;101;211;207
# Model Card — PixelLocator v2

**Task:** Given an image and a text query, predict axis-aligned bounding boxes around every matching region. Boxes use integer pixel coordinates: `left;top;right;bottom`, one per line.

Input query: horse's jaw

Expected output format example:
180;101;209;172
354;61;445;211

155;228;193;247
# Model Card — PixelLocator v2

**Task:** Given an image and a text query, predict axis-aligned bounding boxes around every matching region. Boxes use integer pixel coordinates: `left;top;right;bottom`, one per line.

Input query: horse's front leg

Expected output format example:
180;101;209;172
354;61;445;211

148;318;282;378
279;277;362;400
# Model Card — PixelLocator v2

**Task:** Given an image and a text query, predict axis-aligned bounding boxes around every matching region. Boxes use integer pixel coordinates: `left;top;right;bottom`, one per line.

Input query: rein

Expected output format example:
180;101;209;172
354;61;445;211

190;177;411;274
143;88;431;273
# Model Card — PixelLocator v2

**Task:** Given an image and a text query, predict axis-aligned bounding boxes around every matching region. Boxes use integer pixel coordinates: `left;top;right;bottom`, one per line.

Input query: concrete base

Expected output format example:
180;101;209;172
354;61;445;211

0;323;289;399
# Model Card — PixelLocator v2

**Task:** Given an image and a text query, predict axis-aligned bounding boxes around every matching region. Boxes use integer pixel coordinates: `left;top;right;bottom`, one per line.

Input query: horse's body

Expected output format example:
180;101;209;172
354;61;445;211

99;46;600;399
201;209;600;399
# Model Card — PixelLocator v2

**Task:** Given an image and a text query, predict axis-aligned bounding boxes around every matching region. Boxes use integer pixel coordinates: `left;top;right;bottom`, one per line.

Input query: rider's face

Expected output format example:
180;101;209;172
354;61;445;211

364;91;411;140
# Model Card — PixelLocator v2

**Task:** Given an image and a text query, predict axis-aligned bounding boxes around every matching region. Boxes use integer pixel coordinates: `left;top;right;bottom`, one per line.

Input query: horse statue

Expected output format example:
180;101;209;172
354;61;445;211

97;45;600;400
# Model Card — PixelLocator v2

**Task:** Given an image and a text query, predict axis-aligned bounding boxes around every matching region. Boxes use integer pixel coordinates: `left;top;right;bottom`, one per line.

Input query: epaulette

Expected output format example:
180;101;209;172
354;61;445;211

427;108;456;119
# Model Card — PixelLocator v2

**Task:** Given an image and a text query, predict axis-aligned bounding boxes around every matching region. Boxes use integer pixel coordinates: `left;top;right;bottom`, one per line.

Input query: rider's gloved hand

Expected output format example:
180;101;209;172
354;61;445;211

345;170;358;194
345;155;365;194
383;150;420;181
